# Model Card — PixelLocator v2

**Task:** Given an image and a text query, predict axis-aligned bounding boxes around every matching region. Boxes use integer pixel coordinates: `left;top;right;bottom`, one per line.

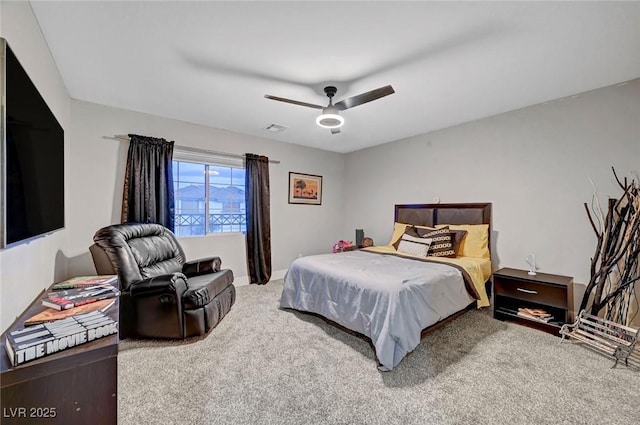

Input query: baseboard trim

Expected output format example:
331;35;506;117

234;269;286;287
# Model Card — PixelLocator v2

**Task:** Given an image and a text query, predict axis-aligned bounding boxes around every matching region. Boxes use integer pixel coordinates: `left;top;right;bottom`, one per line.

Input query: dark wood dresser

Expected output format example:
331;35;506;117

1;288;119;425
493;267;574;336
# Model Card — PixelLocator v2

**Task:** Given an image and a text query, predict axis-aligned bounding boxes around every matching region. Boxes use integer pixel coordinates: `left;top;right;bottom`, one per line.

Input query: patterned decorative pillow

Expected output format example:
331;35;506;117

392;225;436;250
397;234;433;257
416;227;456;258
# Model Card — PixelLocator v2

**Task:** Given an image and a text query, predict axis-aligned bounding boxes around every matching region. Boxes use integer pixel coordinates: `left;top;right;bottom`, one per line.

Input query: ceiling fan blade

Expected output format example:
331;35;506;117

334;85;395;111
330;128;341;135
264;95;323;110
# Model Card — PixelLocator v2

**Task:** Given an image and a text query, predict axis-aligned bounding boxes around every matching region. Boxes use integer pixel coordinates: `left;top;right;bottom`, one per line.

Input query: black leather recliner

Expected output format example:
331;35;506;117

89;223;235;339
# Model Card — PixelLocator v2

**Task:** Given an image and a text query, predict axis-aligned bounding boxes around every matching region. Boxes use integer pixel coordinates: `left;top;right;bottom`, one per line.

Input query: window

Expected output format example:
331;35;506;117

172;154;246;236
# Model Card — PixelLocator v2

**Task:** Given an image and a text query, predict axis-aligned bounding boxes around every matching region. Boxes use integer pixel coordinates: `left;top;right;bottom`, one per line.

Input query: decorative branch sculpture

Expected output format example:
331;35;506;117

579;167;640;327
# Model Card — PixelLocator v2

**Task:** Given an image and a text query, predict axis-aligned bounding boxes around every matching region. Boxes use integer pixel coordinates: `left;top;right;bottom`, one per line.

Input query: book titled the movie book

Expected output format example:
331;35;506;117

4;311;118;367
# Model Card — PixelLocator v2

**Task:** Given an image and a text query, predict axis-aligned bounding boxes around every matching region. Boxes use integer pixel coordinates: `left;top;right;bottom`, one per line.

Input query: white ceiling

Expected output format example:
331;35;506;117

30;1;640;154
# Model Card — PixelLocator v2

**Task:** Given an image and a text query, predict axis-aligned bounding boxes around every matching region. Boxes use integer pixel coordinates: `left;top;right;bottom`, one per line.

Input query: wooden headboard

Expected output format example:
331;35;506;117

394;202;492;258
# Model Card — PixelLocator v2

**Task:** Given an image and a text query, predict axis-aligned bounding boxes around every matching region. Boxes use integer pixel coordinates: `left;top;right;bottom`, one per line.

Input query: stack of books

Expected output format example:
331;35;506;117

517;307;554;323
41;276;120;311
3;275;120;367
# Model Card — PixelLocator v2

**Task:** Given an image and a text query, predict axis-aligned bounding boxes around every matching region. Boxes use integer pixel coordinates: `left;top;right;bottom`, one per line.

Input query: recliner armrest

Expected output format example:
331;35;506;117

130;273;188;299
129;273;188;339
182;256;222;278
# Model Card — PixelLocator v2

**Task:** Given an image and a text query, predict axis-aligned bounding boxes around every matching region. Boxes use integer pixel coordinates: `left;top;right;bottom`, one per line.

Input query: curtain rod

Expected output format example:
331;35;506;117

105;135;280;164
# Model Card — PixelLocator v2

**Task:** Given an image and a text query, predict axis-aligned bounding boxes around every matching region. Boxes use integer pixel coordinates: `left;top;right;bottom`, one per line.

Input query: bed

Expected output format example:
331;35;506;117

280;203;493;371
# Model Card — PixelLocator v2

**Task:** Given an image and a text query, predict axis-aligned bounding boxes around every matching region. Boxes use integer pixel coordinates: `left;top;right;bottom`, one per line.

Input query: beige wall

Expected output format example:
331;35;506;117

1;1;72;332
342;79;640;309
67;100;346;285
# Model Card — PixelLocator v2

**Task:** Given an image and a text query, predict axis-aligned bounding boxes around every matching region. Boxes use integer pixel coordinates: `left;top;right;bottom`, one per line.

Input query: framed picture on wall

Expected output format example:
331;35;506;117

288;172;322;205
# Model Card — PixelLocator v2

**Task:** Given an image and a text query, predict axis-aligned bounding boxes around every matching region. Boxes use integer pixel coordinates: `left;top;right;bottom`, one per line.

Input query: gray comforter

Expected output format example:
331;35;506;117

279;250;475;371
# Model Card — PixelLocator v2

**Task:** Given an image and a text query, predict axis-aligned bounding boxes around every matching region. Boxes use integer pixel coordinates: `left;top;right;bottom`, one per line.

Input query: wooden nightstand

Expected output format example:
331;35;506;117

493;267;574;336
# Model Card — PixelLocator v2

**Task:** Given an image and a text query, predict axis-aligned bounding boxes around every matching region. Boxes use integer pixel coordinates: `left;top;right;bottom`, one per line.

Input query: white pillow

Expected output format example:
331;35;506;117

397;234;433;257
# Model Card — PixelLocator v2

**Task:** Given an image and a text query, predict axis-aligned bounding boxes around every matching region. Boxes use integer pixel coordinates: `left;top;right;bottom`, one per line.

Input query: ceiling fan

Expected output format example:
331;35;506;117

264;85;395;134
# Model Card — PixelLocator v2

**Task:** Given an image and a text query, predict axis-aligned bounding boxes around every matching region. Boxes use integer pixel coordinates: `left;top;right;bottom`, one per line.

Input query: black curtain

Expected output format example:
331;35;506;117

245;153;271;284
121;134;175;231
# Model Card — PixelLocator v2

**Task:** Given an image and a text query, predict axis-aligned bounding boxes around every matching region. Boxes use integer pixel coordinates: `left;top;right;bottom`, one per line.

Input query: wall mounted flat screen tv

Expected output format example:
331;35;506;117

1;38;65;248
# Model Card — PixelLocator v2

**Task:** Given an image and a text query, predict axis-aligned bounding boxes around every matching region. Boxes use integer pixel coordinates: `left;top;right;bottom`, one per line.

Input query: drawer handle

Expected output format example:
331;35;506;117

517;288;538;295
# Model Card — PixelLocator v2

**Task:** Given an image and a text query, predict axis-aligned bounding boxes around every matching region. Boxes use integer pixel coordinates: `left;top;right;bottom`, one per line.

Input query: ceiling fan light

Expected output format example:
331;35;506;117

316;113;344;129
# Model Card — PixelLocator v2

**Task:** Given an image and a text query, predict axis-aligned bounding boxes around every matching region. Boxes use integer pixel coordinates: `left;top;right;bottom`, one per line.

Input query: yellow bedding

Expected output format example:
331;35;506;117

362;245;491;308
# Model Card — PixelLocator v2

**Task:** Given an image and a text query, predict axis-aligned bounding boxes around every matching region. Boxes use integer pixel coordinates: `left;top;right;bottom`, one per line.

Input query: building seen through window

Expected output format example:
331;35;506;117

172;160;246;236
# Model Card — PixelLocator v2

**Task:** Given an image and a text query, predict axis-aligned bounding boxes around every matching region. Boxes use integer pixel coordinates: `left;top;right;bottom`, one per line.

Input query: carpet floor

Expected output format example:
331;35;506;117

118;280;639;425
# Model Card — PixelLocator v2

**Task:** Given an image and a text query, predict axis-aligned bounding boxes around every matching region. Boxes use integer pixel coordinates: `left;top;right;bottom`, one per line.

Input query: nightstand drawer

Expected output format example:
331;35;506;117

494;278;568;309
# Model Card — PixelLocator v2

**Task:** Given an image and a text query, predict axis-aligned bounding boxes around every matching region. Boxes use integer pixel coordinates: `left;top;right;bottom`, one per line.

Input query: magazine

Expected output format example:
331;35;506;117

517;308;554;323
50;275;117;290
25;298;116;326
41;284;120;310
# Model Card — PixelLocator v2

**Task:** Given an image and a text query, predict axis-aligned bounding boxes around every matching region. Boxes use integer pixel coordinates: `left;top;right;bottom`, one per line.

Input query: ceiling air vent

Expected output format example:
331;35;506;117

263;124;287;133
